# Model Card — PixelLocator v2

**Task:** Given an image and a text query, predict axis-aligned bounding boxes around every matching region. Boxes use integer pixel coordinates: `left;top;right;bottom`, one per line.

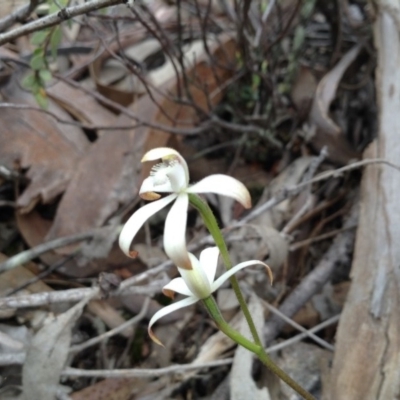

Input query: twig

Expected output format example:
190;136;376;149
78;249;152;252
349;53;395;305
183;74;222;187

56;75;208;136
241;158;400;225
289;225;357;251
0;279;165;310
0;231;96;273
0;0;127;46
263;202;358;344
262;301;335;351
281;147;328;234
266;314;340;353
253;0;276;47
69;297;150;353
62;359;233;378
0;0;40;32
0;103;143;131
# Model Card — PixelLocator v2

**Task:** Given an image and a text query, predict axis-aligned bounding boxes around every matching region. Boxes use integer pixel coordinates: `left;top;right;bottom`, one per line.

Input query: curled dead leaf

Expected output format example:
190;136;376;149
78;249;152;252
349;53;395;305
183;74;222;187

309;45;361;164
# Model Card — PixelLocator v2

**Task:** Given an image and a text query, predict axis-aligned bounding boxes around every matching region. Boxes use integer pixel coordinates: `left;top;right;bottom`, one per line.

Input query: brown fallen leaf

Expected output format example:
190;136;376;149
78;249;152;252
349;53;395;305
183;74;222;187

309;45;361;164
45;114;149;250
71;377;147;400
16;209;141;277
47;80;118;135
0;84;89;212
291;66;317;119
0;253;53;318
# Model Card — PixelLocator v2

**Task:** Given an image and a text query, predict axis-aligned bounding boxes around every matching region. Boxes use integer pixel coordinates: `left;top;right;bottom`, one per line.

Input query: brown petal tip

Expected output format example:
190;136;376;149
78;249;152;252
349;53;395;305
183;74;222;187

129;250;139;258
140;192;161;201
265;264;273;285
148;327;165;347
162;289;175;299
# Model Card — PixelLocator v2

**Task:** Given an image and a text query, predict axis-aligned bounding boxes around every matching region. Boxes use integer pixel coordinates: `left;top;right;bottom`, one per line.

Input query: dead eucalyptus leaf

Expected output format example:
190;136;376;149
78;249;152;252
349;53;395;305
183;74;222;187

255;156;315;228
44;113;149;252
230;294;271;400
228;225;288;276
309;45;361;163
22;297;90;400
291;66;317;118
47;81;118;135
0;90;89;212
71;378;145;400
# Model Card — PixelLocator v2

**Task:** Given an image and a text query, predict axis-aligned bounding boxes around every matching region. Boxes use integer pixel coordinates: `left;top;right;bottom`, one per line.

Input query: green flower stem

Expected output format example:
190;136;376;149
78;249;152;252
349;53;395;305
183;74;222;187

188;193;263;347
203;296;316;400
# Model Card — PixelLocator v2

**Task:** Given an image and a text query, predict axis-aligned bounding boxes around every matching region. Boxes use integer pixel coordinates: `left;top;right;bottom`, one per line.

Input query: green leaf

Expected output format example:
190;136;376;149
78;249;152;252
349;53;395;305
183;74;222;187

21;73;36;89
31;30;49;46
30;52;46;70
293;26;305;52
34;91;49;109
50;26;62;60
39;69;52;83
49;0;68;14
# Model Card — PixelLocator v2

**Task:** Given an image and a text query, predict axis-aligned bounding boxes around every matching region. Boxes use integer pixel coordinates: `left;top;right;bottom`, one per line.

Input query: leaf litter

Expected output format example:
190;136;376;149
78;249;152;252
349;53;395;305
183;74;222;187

0;0;382;399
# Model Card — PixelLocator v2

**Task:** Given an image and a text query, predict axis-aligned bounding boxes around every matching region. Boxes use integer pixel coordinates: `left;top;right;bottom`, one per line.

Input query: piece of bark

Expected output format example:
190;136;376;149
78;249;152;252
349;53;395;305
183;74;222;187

325;4;400;399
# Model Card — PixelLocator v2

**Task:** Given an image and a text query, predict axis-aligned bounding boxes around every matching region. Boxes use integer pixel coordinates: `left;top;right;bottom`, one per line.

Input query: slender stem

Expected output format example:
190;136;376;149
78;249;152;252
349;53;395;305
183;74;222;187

188;193;263;346
203;296;316;400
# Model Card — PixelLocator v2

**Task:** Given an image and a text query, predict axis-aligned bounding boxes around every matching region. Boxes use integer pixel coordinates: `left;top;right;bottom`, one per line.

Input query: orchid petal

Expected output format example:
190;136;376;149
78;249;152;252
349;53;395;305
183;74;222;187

187;174;252;209
148;296;198;346
178;253;212;299
119;194;177;257
139;176;174;200
142;147;189;187
164;193;191;269
162;277;193;298
211;260;273;293
199;247;220;285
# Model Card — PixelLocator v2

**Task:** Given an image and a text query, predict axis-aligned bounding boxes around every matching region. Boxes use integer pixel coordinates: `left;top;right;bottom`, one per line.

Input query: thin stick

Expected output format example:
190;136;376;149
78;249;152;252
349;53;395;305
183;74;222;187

267;314;340;353
262;301;335;351
69;297;150;353
62;359;233;378
241;158;400;225
0;231;95;273
0;0;127;46
0;281;165;310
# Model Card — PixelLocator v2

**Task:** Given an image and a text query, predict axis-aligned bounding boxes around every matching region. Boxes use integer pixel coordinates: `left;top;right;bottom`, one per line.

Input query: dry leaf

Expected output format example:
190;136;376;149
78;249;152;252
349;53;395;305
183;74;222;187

45;115;148;249
16;210;137;277
47;80;118;135
291;66;317;118
71;378;145;400
0;87;89;211
309;45;361;163
230;294;271;400
22;296;90;400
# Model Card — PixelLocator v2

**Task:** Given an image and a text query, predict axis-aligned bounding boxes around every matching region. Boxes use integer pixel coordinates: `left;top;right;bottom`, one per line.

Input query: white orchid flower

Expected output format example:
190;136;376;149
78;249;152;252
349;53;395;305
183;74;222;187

148;247;273;345
119;148;251;270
